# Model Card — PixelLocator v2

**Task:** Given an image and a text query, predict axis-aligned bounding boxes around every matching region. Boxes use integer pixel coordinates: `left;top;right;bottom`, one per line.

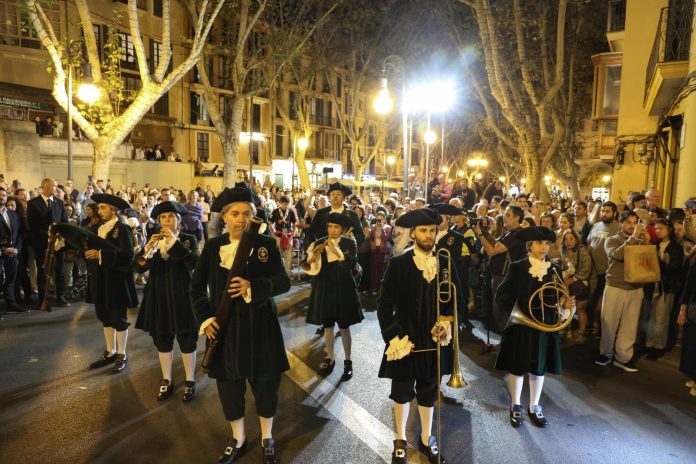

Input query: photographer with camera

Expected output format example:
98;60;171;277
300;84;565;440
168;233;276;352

474;206;526;331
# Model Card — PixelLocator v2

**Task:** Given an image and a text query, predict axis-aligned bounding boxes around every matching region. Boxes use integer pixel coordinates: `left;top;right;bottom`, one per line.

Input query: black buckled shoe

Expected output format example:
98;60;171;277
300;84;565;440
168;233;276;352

262;438;277;464
418;436;447;464
112;354;128;374
89;351;116;369
216;438;247;464
391;439;408;464
182;381;196;403
341;360;353;381
157;379;174;401
528;405;548;428
54;297;71;307
510;404;523;428
318;358;335;375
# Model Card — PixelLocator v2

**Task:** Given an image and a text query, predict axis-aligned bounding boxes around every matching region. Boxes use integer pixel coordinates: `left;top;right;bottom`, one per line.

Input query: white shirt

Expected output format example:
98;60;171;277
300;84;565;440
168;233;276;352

413;246;437;283
0;206;10;236
330;205;345;214
40;193;53;207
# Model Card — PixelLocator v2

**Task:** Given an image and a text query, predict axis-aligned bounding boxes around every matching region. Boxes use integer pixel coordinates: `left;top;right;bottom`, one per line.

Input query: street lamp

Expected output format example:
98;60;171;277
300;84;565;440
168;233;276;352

441;166;449;174
602;174;612;183
423;130;437;145
373;78;394;115
457;170;464;178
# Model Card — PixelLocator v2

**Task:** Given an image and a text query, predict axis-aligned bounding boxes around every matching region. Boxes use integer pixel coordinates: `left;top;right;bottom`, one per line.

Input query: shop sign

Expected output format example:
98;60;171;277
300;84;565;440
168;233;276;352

0;95;53;112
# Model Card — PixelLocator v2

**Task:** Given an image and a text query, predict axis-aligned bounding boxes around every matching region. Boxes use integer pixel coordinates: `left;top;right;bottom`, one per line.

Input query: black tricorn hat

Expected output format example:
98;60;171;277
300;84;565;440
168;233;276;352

428;203;463;216
91;193;130;211
151;201;189;219
234;182;262;207
122;208;139;219
327;182;352;196
326;212;352;228
395;208;441;228
211;187;254;213
51;223;116;251
516;226;556;243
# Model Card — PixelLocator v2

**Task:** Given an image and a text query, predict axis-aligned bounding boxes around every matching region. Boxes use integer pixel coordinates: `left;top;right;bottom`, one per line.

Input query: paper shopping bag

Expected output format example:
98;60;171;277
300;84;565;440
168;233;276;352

624;244;661;283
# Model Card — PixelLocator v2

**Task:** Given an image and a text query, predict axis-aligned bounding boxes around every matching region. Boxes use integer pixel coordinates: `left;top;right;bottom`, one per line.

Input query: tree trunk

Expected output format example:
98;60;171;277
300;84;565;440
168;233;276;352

354;164;364;194
92;136;122;181
295;146;311;189
222;97;246;188
525;156;544;199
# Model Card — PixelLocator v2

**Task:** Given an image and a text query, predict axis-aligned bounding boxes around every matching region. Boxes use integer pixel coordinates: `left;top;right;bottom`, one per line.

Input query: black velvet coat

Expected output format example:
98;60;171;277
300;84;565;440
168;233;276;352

190;233;291;380
494;259;563;376
88;221;138;309
377;249;459;380
134;232;198;336
306;236;363;327
307;206;365;247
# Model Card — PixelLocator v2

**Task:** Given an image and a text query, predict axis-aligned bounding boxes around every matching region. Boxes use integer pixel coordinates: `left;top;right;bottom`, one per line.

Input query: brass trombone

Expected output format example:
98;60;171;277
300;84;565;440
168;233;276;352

411;248;466;463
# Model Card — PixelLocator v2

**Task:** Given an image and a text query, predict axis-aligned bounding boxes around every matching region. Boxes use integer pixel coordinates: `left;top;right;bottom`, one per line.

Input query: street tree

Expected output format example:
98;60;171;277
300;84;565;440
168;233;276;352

447;0;606;199
184;0;338;188
26;0;225;180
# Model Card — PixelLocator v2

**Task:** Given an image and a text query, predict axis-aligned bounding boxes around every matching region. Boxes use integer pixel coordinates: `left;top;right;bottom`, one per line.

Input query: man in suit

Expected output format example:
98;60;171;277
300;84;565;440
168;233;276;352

0;187;25;314
27;178;70;307
307;182;365;248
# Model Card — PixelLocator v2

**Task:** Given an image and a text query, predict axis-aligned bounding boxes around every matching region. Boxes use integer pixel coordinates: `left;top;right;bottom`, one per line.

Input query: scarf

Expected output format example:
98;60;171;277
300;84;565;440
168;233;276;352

98;217;119;239
528;255;551;282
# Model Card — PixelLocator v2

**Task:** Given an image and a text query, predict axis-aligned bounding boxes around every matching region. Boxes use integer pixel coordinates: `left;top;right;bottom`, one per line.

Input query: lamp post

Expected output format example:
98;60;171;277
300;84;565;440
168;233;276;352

423;126;436;182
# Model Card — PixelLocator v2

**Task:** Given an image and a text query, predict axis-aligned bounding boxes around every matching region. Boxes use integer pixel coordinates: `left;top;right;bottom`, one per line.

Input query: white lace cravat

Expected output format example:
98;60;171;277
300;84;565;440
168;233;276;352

413;248;438;283
157;232;178;260
528;256;551;281
219;239;240;270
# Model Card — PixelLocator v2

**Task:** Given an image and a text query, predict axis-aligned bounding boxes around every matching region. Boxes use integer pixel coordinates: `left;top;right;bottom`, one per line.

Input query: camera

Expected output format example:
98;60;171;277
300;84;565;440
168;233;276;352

471;216;492;232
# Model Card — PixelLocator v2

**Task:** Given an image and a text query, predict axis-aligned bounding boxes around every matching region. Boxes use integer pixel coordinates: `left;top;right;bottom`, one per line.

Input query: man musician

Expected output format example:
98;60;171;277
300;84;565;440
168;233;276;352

270;195;297;276
378;208;461;464
190;187;291;464
306;182;365;248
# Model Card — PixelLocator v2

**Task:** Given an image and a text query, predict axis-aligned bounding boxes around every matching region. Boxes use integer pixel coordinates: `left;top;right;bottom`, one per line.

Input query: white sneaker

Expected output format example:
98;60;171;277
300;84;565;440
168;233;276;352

686;380;695;388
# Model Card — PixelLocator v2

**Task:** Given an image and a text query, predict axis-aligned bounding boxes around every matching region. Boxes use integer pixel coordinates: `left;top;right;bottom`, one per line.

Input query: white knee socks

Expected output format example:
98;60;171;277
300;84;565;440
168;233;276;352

158;351;173;381
418;405;434;445
528;374;545;410
103;327;116;354
182;352;196;382
508;374;524;406
324;328;335;360
394;402;410;440
230;418;245;447
116;329;128;355
339;328;352;361
259;416;273;440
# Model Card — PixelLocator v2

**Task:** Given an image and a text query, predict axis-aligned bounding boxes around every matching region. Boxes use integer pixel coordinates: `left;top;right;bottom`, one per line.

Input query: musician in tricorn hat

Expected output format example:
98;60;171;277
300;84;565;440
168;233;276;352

305;212;363;381
190;187;290;464
494;226;575;429
84;193;139;374
134;201;199;402
377;208;459;464
306;182;365;247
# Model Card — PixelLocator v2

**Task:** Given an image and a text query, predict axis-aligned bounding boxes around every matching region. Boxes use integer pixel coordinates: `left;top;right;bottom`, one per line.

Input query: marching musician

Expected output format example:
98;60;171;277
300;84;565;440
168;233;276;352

190;187;290;464
494;226;575;428
306;182;365;248
85;194;139;374
377;208;458;464
305;212;363;380
134;201;199;402
270;195;296;276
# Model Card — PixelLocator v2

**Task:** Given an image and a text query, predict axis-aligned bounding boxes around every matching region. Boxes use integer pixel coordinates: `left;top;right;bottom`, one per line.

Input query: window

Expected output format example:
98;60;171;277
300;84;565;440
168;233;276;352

0;1;59;50
119;32;137;69
336;77;342;97
153;0;163;17
275;125;285;158
191;92;209;125
116;0;147;9
123;75;142;102
150;39;162;74
152;92;168;115
197;133;210;161
252;103;261;132
602;65;621;116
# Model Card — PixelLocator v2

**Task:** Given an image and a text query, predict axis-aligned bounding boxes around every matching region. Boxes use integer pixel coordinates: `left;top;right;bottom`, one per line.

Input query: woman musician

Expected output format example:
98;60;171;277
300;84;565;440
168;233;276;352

134;201;199;402
305;212;363;380
494;226;575;428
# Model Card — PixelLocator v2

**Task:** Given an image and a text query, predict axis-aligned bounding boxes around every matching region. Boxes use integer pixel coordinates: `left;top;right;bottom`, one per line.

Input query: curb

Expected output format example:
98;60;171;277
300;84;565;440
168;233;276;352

276;283;311;316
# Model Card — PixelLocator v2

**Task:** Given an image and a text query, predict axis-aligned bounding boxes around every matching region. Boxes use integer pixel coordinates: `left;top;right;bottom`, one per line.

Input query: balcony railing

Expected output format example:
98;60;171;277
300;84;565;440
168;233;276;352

607;0;626;32
645;3;694;102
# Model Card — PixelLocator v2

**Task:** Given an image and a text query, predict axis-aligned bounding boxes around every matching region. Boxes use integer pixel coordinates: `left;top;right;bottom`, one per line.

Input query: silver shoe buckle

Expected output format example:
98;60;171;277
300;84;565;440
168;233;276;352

395;449;406;458
430;445;439;455
159;386;168;393
224;446;233;456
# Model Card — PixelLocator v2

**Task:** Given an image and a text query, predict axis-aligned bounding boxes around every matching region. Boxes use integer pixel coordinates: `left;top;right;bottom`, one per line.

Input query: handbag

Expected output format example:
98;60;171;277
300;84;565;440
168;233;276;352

624;244;661;283
688;303;696;324
569;280;590;300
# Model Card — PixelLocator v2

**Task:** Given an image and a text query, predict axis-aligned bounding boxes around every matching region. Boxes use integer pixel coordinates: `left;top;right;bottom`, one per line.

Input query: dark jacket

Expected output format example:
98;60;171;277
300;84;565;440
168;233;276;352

88;221;138;309
189;233;291;380
377;249;457;379
646;240;684;295
134;232;198;335
0;209;22;254
27;196;68;249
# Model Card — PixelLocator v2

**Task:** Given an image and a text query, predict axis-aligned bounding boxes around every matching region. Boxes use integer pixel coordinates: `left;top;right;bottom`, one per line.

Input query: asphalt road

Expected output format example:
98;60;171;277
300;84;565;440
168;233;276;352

1;288;695;464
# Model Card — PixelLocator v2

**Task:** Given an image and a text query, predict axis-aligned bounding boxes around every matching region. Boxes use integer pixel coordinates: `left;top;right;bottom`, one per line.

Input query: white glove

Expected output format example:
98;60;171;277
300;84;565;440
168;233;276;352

431;322;452;346
385;335;415;361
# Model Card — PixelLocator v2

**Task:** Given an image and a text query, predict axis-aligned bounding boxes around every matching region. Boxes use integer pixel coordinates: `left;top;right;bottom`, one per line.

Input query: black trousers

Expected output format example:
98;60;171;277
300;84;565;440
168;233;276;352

216;374;282;421
152;332;198;353
34;245;65;300
95;304;129;331
15;244;32;303
1;255;19;308
390;377;439;407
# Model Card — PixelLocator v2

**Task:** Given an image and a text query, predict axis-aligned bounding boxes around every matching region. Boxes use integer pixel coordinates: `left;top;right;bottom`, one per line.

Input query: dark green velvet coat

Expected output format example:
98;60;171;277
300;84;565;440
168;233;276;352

88;221;138;309
377;249;459;380
134;232;198;336
494;259;563;376
306;236;363;328
190;233;291;380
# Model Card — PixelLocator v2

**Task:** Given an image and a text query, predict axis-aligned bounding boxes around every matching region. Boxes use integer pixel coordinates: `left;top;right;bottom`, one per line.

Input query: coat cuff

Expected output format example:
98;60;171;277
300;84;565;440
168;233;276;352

199;317;216;335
